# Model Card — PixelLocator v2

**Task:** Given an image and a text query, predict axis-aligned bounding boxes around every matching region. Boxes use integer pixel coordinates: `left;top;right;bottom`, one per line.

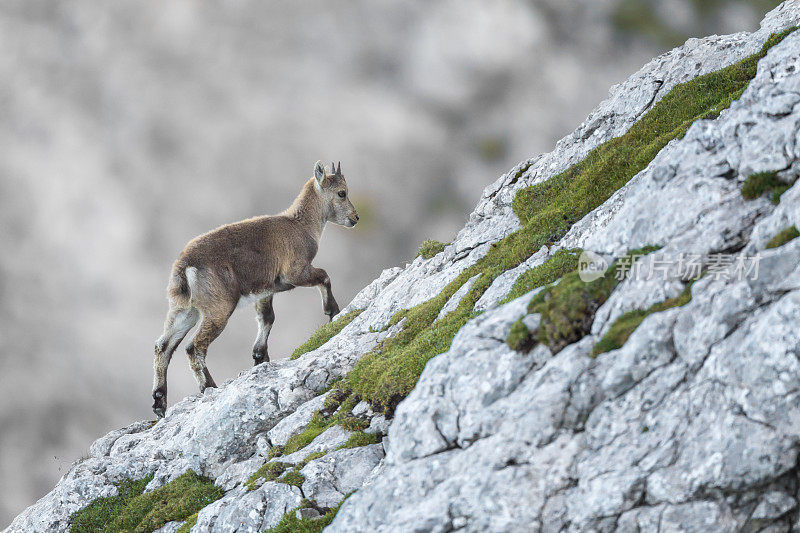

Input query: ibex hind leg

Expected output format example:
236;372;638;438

252;295;274;366
153;307;199;418
185;312;231;392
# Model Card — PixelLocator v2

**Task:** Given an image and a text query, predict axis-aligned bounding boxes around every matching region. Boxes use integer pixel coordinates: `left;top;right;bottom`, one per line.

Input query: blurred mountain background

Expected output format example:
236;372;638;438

0;0;780;525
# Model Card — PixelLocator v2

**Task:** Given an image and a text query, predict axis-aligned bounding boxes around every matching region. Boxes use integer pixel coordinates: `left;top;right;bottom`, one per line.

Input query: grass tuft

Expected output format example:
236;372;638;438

742;171;792;204
249;392;369;490
291;310;363;359
265;497;349;533
591;281;695;356
506;319;537;353
246;462;291;491
298;451;327;467
417;240;447;259
340;431;381;449
501;249;582;304
176;512;198;533
338;27;795;415
280;470;306;488
528;251;649;354
765;225;800;249
69;471;223;533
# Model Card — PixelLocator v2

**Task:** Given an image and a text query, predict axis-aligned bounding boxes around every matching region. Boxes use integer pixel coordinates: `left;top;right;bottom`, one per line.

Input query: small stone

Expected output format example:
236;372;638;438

296;508;321;520
365;415;389;435
351;401;372;417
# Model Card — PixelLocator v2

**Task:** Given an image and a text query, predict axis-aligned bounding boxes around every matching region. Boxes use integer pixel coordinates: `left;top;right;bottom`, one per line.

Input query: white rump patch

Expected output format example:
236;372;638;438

185;266;198;294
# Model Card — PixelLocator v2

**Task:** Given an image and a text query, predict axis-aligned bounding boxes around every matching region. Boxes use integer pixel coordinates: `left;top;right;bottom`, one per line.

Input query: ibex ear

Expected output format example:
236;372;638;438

314;161;326;185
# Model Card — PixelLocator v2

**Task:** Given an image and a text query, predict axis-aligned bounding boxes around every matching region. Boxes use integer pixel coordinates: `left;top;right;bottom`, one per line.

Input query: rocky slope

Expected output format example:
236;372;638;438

8;2;800;531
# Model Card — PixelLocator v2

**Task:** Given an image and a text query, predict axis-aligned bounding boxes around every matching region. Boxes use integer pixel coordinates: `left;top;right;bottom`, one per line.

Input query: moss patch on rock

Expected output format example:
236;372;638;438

339;27;795;415
280;469;306;488
417;239;447;259
249;390;369;491
501;248;582;304
291;309;363;360
69;471;223;533
340;431;381;449
591;281;695;357
527;248;658;354
265;498;348;533
506;318;537;353
765;225;800;249
176;512;198;533
277;393;368;457
246;462;292;491
742;170;792;204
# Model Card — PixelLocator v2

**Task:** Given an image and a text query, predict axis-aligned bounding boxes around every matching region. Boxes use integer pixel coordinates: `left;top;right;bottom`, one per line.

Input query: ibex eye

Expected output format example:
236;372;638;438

338;191;346;198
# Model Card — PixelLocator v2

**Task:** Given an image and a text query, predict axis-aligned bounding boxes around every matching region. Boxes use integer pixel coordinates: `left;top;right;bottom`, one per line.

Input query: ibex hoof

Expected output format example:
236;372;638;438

152;389;167;418
252;354;269;366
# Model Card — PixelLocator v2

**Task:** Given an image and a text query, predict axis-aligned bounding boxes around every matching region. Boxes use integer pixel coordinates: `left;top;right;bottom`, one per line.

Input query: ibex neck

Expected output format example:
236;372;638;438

283;178;326;239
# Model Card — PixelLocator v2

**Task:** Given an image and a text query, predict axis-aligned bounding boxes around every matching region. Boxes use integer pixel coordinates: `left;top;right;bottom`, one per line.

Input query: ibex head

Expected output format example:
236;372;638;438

314;160;359;227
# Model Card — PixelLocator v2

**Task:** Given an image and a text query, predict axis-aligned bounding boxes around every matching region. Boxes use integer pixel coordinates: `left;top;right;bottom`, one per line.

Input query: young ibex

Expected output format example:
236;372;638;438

152;161;358;417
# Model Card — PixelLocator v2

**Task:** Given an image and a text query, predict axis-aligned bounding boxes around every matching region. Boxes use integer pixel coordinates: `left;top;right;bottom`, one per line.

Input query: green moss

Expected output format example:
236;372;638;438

246;462;291;491
340;431;381;449
69;476;153;533
291;309;363;360
526;248;661;354
265;498;348;533
176;512;198;533
591;281;695;357
765;225;800;249
417;239;447;259
501;248;582;304
246;461;308;491
298;451;327;467
322;388;349;412
279;469;306;488
506;318;536;353
69;471;223;533
267;445;285;460
281;398;366;457
530;264;618;354
742;171;791;204
255;392;368;478
340;28;796;415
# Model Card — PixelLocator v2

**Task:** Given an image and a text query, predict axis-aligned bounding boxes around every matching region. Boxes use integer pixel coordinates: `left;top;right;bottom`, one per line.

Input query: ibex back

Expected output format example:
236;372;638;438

152;161;358;417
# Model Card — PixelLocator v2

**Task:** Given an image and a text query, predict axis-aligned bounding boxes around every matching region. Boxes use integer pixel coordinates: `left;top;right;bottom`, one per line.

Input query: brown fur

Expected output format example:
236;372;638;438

152;161;358;417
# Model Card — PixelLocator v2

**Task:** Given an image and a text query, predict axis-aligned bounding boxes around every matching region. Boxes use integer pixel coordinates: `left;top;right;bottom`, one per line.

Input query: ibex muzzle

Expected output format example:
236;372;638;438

152;161;358;418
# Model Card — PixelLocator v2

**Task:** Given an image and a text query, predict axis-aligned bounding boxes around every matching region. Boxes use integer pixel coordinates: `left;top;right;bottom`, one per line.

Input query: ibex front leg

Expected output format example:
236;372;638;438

252;295;274;366
290;265;340;321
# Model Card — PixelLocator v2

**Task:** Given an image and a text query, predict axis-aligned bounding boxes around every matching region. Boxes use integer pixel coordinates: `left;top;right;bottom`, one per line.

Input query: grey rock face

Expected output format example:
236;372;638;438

153;522;184;533
329;7;800;532
267;392;330;448
300;444;385;509
275;425;353;466
8;4;800;533
192;483;302;533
